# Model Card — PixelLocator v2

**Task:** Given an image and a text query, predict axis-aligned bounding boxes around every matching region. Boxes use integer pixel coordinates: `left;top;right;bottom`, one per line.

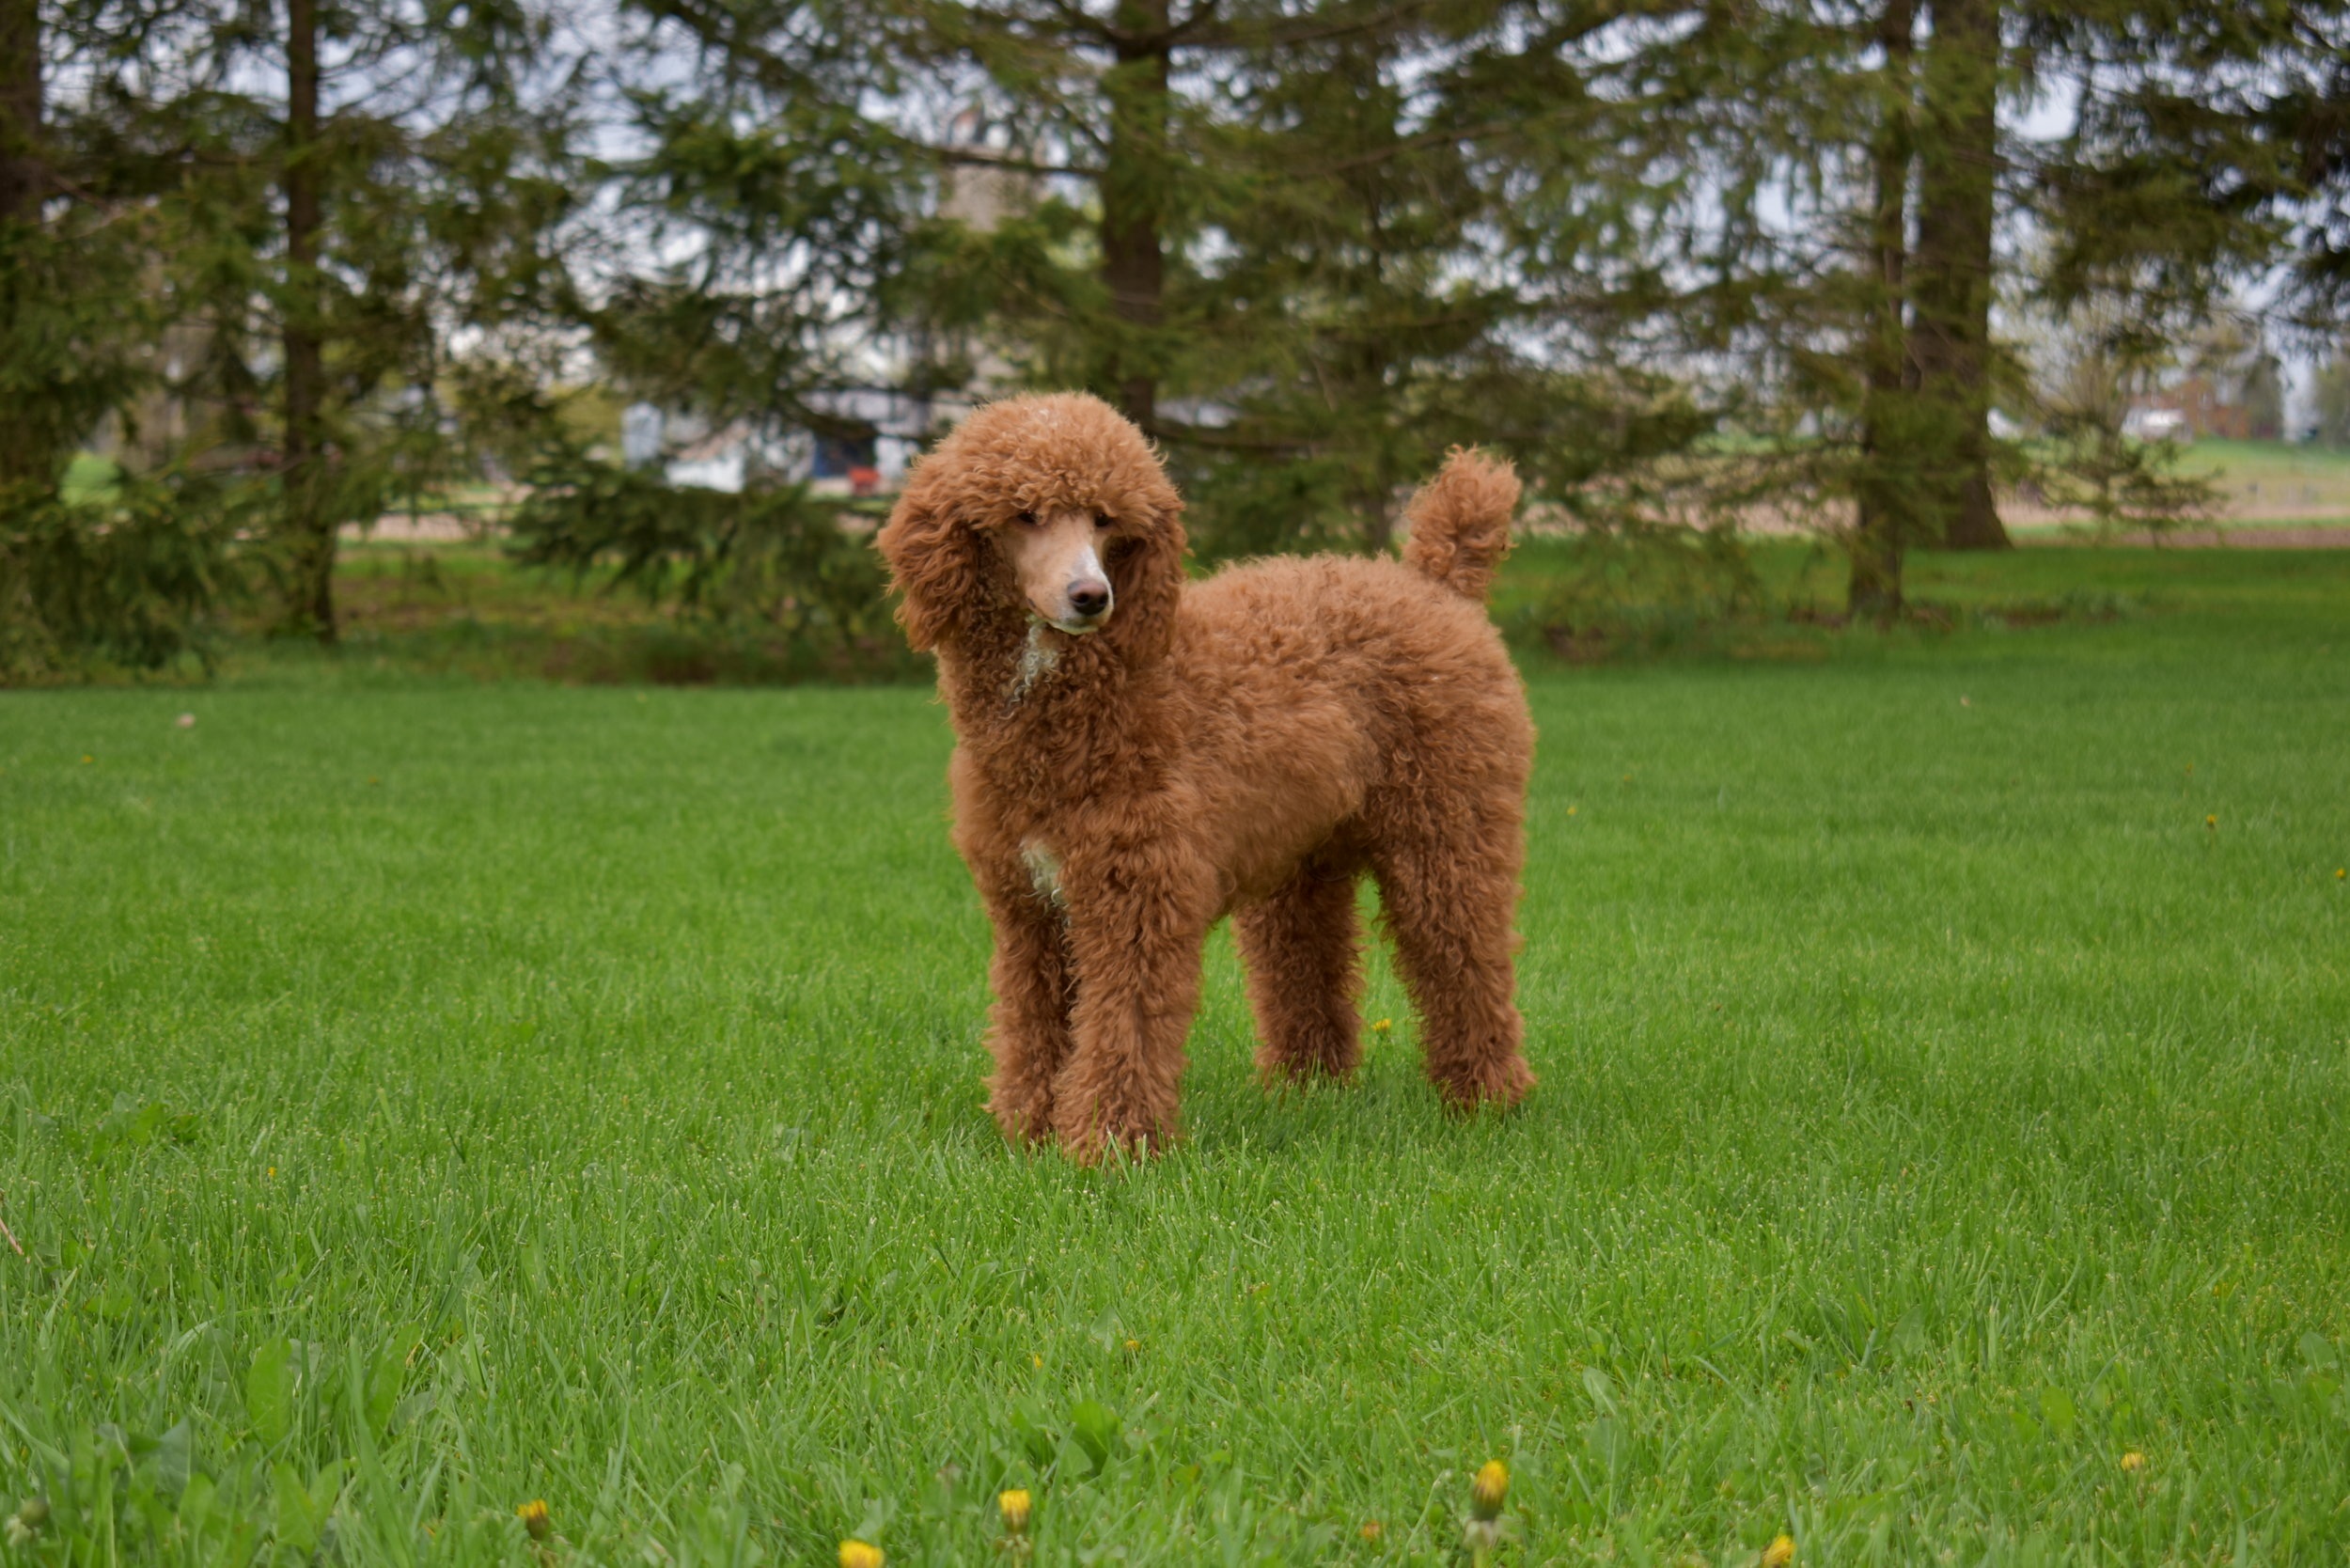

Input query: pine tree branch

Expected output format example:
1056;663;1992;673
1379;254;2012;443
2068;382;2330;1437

1172;1;1430;52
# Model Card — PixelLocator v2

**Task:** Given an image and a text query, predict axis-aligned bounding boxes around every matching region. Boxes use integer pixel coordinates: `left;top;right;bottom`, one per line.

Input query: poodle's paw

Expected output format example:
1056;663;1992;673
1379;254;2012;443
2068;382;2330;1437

1052;1096;1177;1165
987;1081;1058;1146
1253;1033;1360;1087
1434;1052;1535;1112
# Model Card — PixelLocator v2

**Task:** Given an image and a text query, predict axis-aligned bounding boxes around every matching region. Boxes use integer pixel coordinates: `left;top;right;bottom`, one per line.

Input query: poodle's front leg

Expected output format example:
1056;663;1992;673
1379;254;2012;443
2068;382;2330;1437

1051;855;1215;1161
975;866;1076;1145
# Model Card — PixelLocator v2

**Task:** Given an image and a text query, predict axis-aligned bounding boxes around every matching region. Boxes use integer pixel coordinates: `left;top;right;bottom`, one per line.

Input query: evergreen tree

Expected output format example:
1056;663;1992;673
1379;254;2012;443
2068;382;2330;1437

588;0;919;437
48;0;587;642
900;0;1433;434
0;0;149;498
1179;5;1724;556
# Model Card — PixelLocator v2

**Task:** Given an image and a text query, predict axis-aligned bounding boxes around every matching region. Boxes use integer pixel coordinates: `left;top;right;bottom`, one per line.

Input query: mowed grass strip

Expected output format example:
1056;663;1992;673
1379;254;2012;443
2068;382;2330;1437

3;551;2347;1565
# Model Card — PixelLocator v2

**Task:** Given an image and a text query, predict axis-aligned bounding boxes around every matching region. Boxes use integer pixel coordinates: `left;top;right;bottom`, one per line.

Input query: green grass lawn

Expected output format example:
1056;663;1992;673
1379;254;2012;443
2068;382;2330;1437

4;551;2348;1565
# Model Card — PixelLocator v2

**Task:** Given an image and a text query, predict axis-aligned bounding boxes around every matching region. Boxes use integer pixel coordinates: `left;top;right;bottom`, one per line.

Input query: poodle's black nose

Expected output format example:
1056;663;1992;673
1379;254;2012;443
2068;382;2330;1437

1068;583;1110;618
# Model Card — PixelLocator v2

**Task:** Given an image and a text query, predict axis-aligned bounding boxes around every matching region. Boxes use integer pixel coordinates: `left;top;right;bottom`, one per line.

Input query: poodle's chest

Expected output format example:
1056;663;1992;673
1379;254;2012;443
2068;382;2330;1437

1020;839;1065;908
1007;620;1062;708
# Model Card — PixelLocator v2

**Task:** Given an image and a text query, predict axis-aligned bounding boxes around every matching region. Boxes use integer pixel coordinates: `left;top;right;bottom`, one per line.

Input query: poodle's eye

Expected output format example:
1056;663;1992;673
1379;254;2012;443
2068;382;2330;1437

1093;512;1114;530
1015;510;1038;526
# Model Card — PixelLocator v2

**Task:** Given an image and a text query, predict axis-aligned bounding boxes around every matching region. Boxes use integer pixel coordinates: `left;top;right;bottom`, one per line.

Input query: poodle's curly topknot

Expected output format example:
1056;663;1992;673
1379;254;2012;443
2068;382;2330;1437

879;392;1536;1163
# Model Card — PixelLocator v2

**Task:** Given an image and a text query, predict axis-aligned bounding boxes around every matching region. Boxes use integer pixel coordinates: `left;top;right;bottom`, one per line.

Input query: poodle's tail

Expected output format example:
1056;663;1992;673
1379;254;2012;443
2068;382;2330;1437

1401;447;1520;602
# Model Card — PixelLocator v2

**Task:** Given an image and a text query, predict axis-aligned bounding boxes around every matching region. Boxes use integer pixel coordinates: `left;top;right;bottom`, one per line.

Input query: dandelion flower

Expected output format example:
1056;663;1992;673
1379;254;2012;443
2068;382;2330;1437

2204;814;2217;828
1470;1459;1510;1520
81;755;93;764
1121;1338;1139;1354
517;1500;551;1541
1030;1352;1042;1370
1567;805;1577;815
1761;1535;1794;1568
998;1489;1031;1536
2336;868;2344;880
6;1498;49;1548
1371;1018;1392;1033
839;1541;884;1568
1463;1461;1510;1562
2120;1450;2145;1472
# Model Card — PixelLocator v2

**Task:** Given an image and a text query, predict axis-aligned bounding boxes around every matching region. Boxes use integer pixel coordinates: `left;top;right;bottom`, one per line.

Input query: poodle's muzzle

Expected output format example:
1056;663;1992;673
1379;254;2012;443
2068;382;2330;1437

1004;509;1115;635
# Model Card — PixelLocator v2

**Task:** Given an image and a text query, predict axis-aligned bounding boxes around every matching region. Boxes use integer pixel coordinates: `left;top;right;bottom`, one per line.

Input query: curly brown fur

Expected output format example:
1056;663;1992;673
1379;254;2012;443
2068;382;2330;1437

878;393;1536;1162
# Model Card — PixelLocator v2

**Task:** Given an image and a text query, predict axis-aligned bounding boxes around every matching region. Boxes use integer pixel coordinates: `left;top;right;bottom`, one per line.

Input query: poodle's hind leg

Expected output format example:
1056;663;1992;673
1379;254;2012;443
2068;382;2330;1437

1235;862;1365;1084
1372;823;1535;1110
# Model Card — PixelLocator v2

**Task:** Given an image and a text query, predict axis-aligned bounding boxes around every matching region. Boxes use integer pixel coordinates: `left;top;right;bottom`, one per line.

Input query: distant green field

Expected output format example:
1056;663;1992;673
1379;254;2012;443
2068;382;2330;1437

4;550;2348;1564
2087;438;2350;531
2171;436;2350;478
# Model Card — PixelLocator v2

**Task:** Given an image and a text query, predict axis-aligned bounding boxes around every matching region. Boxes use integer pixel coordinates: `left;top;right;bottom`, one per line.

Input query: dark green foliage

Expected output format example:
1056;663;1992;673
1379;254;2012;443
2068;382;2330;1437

508;462;899;671
0;470;237;681
590;3;918;428
2037;419;2217;542
1520;516;1763;661
2027;0;2335;326
38;0;592;643
0;214;151;494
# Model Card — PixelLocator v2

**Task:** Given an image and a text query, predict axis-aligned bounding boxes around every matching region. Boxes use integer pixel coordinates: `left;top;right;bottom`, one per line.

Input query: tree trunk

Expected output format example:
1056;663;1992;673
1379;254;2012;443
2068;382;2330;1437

1909;0;2009;550
283;0;337;640
1850;0;1916;619
1099;0;1170;431
0;0;37;225
0;0;45;493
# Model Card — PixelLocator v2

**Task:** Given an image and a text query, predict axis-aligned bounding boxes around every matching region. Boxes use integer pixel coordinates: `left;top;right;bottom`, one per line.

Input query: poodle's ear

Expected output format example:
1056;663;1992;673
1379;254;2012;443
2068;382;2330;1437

1102;482;1188;666
875;461;983;652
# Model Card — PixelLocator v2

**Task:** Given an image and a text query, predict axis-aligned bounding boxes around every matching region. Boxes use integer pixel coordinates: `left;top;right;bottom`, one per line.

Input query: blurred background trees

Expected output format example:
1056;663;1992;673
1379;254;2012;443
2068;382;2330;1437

7;0;2349;673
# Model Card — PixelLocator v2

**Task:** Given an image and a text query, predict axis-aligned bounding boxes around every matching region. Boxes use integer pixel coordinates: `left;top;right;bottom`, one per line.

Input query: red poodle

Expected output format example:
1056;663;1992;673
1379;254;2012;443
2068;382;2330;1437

877;393;1535;1161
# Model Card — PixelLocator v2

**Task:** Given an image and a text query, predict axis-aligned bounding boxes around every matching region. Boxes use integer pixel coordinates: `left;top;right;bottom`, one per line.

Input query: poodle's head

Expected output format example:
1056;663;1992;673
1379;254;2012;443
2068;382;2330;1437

877;393;1186;658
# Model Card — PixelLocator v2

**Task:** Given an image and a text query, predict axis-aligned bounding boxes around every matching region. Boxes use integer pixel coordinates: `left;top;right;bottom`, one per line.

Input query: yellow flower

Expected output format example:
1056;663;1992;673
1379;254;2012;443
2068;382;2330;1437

1566;805;1577;815
1469;1459;1509;1520
1371;1018;1392;1033
2336;868;2345;880
516;1500;551;1542
998;1489;1031;1536
1359;1520;1383;1542
839;1541;884;1568
1121;1338;1139;1354
1761;1534;1794;1568
81;755;94;764
2120;1450;2145;1472
2204;815;2217;828
1030;1352;1042;1370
